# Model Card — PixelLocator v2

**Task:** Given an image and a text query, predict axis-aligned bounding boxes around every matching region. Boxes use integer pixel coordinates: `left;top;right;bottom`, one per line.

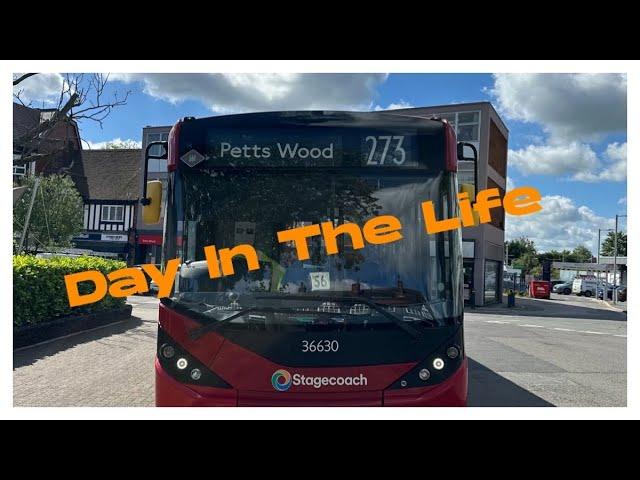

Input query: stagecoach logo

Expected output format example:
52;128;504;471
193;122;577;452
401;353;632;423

271;369;368;391
271;369;292;392
181;149;205;167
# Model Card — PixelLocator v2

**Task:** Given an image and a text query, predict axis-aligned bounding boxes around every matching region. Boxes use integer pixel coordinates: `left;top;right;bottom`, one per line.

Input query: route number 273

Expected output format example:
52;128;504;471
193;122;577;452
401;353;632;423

365;136;406;165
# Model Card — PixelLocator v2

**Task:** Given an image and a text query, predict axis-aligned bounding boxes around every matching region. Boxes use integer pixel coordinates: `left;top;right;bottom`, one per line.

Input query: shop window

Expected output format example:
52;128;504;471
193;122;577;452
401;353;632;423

484;260;501;304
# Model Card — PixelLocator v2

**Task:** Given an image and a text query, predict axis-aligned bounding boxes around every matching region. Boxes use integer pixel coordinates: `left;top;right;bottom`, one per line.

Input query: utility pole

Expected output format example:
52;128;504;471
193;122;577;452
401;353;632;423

17;176;41;254
613;214;627;304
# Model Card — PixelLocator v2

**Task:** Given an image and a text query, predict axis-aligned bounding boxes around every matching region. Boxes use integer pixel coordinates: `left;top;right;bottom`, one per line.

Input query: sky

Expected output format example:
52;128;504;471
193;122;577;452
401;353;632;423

14;72;627;254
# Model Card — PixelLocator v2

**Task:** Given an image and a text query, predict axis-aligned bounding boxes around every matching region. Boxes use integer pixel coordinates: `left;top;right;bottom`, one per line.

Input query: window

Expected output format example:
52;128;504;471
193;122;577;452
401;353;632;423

488;119;507;177
13;163;27;177
147;132;169;172
486;177;505;230
433;111;480;143
101;205;124;222
484;260;501;304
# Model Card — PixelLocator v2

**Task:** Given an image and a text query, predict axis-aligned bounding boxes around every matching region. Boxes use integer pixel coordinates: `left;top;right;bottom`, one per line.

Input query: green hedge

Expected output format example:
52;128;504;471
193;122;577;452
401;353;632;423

13;255;127;327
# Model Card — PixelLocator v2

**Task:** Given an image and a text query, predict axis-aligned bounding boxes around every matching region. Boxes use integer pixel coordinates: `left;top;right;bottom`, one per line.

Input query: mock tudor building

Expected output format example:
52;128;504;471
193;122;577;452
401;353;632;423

70;149;142;262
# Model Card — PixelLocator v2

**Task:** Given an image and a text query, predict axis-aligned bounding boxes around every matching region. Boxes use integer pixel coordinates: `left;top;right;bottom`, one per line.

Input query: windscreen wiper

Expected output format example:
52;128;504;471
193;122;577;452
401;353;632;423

255;294;424;340
188;305;350;341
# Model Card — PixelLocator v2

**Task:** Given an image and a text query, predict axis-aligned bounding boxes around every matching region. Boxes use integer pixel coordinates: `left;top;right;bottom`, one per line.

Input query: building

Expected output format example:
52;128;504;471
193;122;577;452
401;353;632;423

138;103;509;305
134;126;171;264
70;149;142;262
393;102;509;306
13;103;82;183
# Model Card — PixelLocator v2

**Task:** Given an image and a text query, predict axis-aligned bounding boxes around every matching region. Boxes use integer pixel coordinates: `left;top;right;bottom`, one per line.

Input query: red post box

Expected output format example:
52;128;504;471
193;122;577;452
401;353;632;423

529;280;551;299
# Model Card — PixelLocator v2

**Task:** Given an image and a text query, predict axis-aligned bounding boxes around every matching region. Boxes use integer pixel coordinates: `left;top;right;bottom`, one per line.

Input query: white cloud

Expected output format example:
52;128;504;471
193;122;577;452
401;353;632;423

111;73;388;113
490;73;626;142
573;142;626;182
373;100;414;111
83;138;141;149
618;196;627;205
509;141;626;182
506;194;614;252
506;176;515;191
13;73;64;105
508;142;599;178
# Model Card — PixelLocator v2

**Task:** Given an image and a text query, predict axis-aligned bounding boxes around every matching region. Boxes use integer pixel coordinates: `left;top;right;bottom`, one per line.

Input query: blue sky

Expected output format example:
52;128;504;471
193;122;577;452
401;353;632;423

14;73;627;253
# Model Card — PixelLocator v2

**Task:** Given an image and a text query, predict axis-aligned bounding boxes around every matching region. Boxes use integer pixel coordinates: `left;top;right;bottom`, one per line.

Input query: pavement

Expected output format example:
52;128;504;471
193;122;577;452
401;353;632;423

13;293;627;407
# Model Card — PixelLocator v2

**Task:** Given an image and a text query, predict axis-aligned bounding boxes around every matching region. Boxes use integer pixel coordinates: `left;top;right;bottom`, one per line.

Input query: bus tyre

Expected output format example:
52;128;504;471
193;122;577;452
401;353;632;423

584;290;592;297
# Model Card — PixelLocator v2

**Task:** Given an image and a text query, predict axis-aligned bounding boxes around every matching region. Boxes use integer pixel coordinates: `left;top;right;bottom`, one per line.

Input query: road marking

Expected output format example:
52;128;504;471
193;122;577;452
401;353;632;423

553;328;578;332
580;331;607;335
485;320;511;324
521;324;545;328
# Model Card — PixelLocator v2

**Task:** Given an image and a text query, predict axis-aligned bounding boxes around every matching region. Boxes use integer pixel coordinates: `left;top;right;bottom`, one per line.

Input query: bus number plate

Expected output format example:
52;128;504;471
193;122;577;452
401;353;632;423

301;340;339;353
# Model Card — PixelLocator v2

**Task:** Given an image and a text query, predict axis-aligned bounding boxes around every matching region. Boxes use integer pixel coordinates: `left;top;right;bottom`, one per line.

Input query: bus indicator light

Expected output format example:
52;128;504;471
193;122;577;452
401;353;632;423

176;358;188;370
433;358;445;370
446;346;460;359
161;344;175;359
419;369;431;381
190;369;202;381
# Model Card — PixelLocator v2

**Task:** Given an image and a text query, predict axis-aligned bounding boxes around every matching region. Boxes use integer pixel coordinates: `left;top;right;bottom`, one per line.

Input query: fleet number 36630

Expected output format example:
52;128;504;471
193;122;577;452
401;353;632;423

301;340;339;353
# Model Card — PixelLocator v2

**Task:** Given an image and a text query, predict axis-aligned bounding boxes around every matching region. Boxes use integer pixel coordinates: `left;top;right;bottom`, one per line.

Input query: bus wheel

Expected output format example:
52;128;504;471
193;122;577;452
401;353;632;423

584;290;592;297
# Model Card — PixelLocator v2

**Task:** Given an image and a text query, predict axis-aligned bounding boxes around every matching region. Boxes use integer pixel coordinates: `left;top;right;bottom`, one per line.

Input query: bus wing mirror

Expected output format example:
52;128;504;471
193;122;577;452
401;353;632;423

142;180;163;224
457;142;477;162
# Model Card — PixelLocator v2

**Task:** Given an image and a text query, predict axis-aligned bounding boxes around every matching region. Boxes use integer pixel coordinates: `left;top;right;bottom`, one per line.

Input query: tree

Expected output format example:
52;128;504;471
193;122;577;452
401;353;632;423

513;251;539;275
505;237;536;263
571;245;593;263
601;231;626;257
104;140;140;149
13;175;84;253
13;73;130;168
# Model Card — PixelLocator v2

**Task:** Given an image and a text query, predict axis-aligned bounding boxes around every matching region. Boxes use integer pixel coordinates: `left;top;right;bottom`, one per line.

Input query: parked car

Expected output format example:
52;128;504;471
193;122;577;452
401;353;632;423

597;283;615;300
572;278;599;297
551;280;565;288
553;282;573;295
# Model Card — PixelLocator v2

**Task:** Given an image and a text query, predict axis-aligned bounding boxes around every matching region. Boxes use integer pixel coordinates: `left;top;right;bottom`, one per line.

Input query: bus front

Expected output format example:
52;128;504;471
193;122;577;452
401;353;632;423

152;111;468;406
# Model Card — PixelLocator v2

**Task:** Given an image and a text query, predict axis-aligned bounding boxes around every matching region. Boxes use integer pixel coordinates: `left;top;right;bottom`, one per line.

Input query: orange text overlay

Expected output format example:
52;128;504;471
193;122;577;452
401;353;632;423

65;186;541;307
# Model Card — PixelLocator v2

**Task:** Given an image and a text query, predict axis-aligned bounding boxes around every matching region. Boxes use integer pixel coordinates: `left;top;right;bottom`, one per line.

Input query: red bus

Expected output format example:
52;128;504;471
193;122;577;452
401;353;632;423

143;111;476;406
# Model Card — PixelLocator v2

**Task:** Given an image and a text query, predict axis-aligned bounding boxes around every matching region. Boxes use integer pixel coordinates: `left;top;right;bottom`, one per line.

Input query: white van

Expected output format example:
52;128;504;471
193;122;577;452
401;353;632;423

572;278;599;297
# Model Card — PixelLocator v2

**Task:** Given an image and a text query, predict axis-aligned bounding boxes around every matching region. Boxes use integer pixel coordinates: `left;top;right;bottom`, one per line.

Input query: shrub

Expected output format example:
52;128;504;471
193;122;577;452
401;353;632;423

13;255;127;327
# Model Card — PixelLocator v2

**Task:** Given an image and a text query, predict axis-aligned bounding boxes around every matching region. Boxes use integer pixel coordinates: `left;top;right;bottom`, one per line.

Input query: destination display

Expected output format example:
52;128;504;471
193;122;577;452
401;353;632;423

181;128;443;169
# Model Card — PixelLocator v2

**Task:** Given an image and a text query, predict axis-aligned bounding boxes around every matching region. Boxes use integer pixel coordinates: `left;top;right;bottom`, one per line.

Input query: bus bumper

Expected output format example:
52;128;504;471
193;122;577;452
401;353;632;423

155;357;468;407
155;358;236;407
383;359;468;407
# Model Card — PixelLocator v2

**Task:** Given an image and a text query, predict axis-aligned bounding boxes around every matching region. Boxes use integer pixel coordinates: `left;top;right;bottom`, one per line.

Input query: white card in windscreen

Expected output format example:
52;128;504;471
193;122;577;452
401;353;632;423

309;272;330;291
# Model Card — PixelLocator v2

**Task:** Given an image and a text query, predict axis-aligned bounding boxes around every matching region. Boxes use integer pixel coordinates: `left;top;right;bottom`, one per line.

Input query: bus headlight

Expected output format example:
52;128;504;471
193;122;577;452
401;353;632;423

446;346;459;359
190;368;202;381
432;358;445;370
419;368;431;381
176;358;188;370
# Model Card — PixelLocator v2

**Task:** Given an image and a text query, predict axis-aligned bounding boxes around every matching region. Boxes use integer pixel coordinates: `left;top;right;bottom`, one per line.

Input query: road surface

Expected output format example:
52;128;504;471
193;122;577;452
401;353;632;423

13;293;626;407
